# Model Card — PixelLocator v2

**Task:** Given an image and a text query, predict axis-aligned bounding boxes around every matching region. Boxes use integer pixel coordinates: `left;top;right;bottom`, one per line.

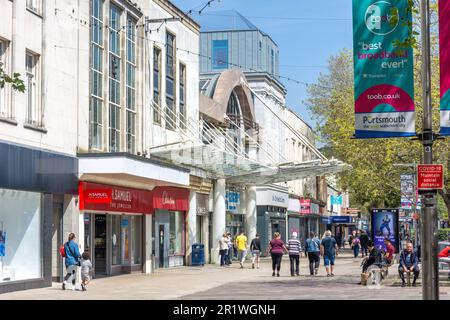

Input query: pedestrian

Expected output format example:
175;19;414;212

219;232;229;267
226;232;233;265
80;251;92;291
335;233;342;253
235;231;248;268
352;233;361;258
305;232;321;275
398;242;420;287
267;232;288;277
62;232;81;291
384;238;395;266
320;230;338;277
360;230;369;257
250;233;262;269
287;232;302;276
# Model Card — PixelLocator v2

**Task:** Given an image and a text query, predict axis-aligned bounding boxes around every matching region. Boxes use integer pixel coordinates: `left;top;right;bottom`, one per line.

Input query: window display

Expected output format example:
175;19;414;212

0;189;42;283
169;211;184;255
111;215;121;265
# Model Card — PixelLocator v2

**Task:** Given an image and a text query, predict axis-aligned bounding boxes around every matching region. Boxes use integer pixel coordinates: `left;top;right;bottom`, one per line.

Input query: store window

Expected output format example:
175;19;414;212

131;216;141;264
111;215;121;265
169;211;184;255
0;189;42;282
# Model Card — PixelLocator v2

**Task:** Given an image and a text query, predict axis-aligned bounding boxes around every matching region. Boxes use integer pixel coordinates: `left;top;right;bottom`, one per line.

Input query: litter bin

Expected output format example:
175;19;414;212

191;243;205;266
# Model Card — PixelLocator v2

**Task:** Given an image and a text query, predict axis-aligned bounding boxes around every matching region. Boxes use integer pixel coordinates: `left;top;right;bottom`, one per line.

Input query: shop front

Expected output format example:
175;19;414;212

0;141;78;293
255;187;289;255
151;186;190;269
79;182;151;277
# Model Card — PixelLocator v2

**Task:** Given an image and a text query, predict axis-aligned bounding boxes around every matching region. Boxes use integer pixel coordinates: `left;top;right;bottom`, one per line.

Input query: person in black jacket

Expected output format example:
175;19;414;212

250;234;262;269
359;230;370;257
362;240;383;273
398;242;420;287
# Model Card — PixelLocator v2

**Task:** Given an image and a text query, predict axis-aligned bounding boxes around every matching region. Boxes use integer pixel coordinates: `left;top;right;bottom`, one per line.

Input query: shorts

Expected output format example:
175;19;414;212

252;250;261;257
323;254;335;266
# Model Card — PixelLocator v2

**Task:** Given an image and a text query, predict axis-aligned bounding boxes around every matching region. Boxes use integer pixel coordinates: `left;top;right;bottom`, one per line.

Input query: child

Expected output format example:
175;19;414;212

80;252;92;291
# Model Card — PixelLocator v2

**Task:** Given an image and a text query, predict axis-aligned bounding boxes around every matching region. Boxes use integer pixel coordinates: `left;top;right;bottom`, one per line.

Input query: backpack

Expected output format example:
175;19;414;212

59;243;67;258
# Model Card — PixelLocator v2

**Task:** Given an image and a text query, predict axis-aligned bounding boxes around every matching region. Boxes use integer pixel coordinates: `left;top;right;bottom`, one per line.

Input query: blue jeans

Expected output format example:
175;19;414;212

353;245;360;258
323;254;335;266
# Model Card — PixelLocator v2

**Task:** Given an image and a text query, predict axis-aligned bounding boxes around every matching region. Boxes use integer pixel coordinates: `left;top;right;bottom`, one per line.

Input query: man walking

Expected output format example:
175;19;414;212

287;232;302;276
305;232;321;275
235;231;248;269
250;234;262;269
226;232;233;265
320;230;338;277
398;242;420;287
360;230;369;257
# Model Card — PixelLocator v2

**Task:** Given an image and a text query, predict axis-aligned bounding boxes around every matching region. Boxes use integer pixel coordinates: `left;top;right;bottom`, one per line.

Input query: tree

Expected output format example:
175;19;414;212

0;64;25;92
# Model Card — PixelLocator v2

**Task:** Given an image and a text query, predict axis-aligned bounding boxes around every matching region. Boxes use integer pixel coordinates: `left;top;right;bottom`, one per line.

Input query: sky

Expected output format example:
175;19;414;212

171;0;353;129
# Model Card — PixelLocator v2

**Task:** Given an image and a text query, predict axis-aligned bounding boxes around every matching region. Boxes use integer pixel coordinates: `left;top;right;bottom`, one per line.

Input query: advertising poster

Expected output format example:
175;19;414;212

212;40;228;70
440;0;450;134
353;0;415;138
0;230;5;257
400;174;414;209
371;208;399;252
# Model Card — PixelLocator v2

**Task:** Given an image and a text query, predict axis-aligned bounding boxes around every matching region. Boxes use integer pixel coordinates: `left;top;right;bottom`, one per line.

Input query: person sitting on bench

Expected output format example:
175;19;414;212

398;242;420;287
362;240;383;273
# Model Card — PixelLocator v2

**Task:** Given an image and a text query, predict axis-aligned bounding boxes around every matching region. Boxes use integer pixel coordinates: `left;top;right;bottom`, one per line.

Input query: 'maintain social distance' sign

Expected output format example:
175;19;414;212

440;0;450;135
353;0;415;138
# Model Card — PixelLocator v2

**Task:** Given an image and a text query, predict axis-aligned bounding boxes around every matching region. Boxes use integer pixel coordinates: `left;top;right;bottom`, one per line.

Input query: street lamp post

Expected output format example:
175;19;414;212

420;0;439;300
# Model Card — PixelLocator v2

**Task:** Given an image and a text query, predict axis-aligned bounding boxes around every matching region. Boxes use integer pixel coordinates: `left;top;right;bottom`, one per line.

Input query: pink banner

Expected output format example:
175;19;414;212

440;0;450;134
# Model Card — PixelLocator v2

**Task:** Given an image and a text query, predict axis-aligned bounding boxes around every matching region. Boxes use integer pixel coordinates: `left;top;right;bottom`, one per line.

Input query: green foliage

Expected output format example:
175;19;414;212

0;64;25;93
438;229;450;241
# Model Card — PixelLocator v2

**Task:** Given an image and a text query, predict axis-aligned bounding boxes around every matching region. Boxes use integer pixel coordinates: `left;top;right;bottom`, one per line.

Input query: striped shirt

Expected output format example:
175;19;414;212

288;239;302;255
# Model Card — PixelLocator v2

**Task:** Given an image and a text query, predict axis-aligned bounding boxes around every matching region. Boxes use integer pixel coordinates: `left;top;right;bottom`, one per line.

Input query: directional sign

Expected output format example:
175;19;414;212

417;164;444;190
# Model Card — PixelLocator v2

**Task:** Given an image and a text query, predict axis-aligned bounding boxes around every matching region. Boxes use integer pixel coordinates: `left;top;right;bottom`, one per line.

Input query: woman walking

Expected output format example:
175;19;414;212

267;232;288;277
352;233;361;258
62;232;81;291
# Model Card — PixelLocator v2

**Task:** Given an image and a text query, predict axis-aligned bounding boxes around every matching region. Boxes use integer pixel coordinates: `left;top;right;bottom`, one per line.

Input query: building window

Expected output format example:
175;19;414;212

111;215;121;265
25;52;41;127
0;40;8;119
271;48;274;75
153;47;161;125
165;32;175;131
179;63;186;130
109;4;121;152
131;216;142;264
89;0;104;150
26;0;42;14
126;16;136;154
169;211;184;255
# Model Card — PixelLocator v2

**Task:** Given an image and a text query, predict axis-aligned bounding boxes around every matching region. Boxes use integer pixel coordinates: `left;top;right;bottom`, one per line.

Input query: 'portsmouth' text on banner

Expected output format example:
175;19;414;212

353;0;415;138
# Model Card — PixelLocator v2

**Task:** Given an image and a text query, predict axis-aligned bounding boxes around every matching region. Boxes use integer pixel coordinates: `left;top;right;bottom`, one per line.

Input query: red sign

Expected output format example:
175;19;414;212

417;164;444;190
151;186;189;212
300;199;311;215
79;182;152;214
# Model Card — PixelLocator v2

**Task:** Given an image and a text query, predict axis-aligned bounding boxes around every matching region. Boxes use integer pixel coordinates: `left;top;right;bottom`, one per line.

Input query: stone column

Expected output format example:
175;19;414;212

144;214;153;274
245;186;257;242
212;178;226;264
186;190;197;265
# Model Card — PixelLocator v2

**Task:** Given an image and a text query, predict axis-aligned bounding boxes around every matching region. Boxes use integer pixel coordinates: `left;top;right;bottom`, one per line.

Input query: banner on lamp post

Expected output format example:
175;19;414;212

440;0;450;134
353;0;415;138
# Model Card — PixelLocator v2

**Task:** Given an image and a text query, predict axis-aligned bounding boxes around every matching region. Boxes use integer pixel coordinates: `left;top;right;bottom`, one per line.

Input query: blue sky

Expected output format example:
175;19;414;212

171;0;353;128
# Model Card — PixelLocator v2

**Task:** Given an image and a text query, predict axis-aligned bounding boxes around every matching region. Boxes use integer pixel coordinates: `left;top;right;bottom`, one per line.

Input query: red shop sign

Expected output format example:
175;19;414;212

300;199;311;215
79;182;152;214
151;186;189;212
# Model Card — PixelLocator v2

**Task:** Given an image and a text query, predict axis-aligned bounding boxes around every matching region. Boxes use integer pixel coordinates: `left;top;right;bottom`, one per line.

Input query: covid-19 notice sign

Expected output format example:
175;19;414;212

353;0;415;138
439;0;450;135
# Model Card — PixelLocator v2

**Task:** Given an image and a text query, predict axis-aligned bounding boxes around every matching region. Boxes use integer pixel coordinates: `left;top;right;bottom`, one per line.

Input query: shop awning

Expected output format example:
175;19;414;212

78;153;190;190
151;143;350;184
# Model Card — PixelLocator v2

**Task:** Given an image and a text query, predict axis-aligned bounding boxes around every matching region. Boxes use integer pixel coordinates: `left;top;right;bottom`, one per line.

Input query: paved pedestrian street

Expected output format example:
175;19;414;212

1;252;449;300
